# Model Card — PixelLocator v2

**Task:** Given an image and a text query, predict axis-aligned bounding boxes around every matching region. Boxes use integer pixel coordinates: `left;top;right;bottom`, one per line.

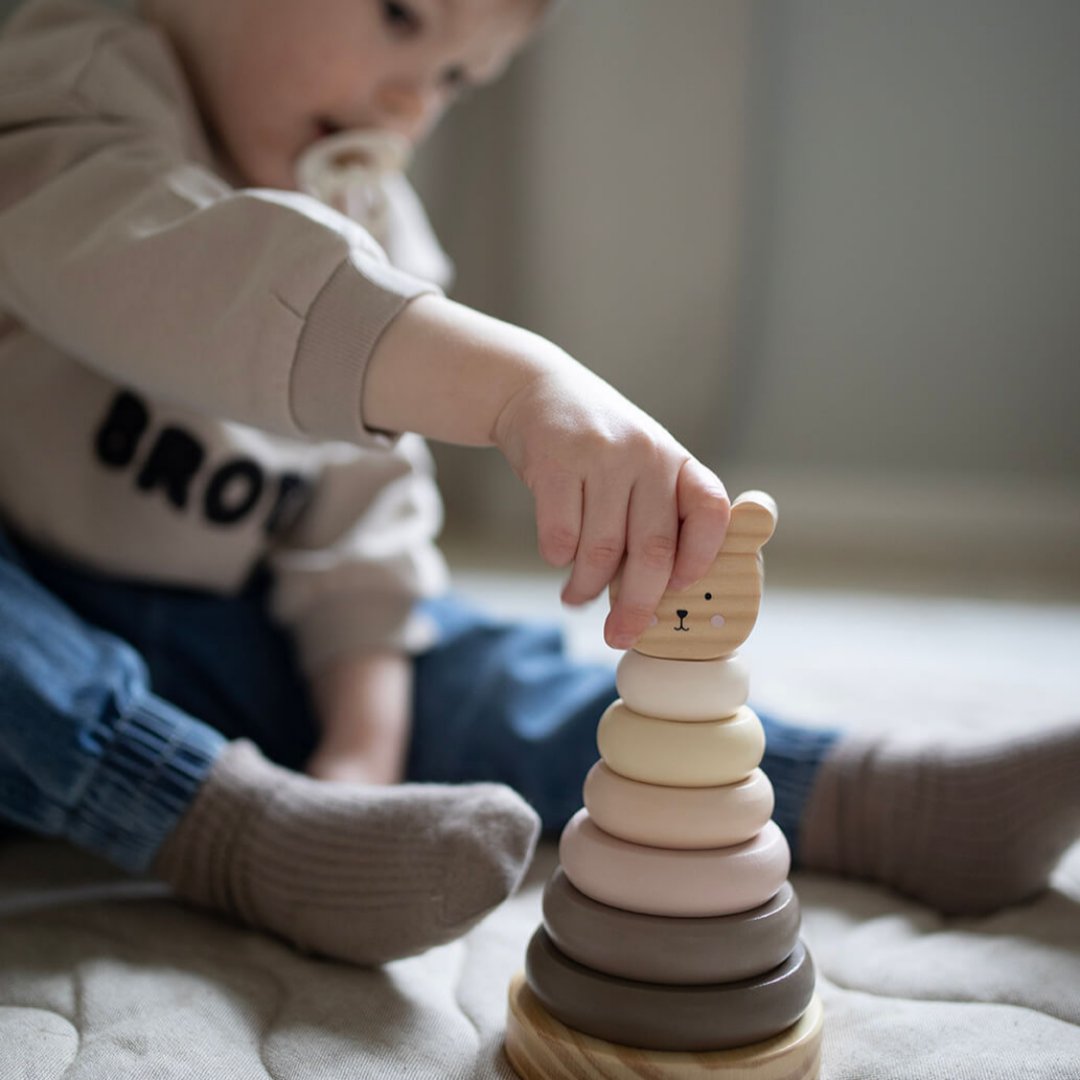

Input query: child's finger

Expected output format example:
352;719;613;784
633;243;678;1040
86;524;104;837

559;476;632;606
532;471;583;568
604;474;679;649
667;458;731;591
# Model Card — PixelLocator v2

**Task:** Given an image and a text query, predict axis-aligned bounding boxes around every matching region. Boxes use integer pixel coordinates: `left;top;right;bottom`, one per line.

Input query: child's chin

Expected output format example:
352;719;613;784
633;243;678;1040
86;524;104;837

237;152;298;192
218;125;302;191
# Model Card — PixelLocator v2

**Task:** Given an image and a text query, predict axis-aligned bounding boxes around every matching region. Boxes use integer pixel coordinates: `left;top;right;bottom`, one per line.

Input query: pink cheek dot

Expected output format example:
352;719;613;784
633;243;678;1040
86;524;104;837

710;614;726;628
648;615;659;627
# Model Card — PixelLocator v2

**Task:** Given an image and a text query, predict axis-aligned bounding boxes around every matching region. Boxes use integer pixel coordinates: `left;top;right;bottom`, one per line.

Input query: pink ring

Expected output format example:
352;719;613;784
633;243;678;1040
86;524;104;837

560;811;790;918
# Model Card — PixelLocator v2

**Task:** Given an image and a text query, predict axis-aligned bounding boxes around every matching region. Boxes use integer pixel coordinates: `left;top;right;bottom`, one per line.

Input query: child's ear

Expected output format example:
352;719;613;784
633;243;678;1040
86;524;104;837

721;491;778;554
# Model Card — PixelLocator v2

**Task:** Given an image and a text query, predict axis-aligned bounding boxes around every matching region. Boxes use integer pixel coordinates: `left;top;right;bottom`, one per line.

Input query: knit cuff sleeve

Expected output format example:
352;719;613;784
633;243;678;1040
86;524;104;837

67;695;227;875
290;255;441;448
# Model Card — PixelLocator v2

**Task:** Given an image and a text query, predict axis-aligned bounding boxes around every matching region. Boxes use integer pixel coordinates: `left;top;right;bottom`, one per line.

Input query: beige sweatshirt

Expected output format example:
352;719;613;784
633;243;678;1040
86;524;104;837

0;0;455;674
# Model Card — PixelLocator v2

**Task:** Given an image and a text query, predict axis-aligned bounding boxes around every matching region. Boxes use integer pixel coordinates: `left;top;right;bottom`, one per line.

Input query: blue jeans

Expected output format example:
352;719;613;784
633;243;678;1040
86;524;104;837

0;526;836;876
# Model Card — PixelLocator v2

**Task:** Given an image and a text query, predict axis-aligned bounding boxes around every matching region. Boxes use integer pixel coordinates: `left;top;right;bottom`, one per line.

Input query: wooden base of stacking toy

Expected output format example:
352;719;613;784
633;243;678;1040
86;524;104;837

505;974;823;1080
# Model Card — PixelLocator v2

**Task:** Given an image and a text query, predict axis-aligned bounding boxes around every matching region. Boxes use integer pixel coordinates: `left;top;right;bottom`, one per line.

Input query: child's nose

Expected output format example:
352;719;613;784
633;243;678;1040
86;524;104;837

374;82;435;138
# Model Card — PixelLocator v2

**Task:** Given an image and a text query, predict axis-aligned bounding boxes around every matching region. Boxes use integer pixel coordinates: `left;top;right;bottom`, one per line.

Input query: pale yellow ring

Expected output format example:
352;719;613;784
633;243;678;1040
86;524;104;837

597;701;765;787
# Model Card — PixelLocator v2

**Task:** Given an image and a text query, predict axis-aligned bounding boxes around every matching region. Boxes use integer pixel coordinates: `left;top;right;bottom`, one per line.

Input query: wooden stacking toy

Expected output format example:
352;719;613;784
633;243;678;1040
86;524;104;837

505;492;823;1080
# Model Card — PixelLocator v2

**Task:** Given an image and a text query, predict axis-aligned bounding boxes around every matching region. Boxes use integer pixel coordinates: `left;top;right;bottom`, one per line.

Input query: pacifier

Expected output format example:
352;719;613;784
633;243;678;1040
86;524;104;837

295;129;412;246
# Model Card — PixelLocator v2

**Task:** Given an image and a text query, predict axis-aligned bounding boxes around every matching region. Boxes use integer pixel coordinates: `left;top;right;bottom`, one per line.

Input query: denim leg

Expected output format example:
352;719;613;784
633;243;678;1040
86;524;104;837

16;542;320;772
407;595;617;833
0;529;225;873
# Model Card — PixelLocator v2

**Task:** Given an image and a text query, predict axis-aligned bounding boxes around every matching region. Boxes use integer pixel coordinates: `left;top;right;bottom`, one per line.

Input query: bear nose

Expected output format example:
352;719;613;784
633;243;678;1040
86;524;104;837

676;609;688;619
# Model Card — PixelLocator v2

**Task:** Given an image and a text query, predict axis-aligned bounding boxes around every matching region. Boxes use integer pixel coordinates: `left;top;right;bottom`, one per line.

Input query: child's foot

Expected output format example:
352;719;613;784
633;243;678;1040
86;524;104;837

799;720;1080;914
153;740;540;963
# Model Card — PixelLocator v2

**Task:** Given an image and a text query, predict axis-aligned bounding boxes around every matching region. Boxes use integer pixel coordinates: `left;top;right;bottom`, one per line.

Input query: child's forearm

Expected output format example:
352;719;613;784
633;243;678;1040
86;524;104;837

307;649;413;785
363;294;573;446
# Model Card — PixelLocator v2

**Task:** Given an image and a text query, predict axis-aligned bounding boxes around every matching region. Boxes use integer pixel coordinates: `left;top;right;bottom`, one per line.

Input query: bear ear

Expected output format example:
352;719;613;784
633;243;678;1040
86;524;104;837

722;490;778;554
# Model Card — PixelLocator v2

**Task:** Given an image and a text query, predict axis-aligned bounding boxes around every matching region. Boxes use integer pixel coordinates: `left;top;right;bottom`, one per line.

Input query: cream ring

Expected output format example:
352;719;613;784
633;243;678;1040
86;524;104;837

616;651;749;721
560;810;790;917
584;762;774;849
597;701;765;787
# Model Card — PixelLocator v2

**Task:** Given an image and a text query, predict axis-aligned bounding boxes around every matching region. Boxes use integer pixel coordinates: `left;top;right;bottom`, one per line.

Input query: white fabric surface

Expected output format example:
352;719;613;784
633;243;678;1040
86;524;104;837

1;582;1078;1078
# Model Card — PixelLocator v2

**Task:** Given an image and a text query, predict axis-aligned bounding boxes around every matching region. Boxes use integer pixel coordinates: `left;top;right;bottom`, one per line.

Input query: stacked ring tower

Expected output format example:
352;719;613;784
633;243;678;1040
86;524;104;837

506;491;823;1080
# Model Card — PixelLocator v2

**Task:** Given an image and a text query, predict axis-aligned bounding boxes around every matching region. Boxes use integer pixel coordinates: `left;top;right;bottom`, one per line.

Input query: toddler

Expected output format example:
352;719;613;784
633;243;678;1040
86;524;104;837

1;0;1078;969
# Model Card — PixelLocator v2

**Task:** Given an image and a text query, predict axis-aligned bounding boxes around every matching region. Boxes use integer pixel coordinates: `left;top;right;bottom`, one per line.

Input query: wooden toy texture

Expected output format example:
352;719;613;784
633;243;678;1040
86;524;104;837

625;492;778;661
505;975;822;1080
505;489;824;1079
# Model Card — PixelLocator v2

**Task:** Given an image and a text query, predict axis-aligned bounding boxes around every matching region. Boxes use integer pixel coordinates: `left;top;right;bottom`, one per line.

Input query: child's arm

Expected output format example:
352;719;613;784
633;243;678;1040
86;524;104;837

366;294;731;650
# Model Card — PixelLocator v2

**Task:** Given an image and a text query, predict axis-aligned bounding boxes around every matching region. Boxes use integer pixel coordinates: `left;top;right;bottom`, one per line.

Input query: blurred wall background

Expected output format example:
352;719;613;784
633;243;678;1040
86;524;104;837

416;0;1080;589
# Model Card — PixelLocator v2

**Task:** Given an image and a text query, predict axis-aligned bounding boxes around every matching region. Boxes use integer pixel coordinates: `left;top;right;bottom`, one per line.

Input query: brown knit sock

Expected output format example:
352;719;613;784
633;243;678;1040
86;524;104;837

800;720;1080;915
153;740;540;964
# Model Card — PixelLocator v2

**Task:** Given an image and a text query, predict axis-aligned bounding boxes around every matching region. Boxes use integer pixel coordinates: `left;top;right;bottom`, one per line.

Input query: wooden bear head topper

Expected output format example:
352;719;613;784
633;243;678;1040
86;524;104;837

630;490;777;661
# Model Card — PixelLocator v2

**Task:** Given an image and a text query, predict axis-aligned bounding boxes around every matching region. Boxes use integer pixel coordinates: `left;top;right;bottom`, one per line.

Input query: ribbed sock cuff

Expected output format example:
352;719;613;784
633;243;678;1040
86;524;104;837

757;709;842;864
66;695;226;875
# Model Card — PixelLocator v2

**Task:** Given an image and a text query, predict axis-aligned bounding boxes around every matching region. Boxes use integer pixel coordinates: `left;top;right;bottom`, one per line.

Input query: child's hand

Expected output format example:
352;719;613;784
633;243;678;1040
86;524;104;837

492;361;731;650
365;295;730;648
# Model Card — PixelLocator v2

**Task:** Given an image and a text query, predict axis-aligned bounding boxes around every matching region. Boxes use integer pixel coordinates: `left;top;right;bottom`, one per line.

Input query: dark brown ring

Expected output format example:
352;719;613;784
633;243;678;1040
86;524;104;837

525;928;816;1052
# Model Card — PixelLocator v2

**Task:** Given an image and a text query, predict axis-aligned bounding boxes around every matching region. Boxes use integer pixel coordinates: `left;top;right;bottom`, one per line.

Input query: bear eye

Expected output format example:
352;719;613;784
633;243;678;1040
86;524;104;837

704;592;712;601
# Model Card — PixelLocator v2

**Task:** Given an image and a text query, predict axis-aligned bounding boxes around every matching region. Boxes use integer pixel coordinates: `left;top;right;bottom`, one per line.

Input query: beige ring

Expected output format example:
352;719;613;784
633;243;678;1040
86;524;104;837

560;811;790;917
615;650;749;721
584;761;774;849
598;701;765;787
